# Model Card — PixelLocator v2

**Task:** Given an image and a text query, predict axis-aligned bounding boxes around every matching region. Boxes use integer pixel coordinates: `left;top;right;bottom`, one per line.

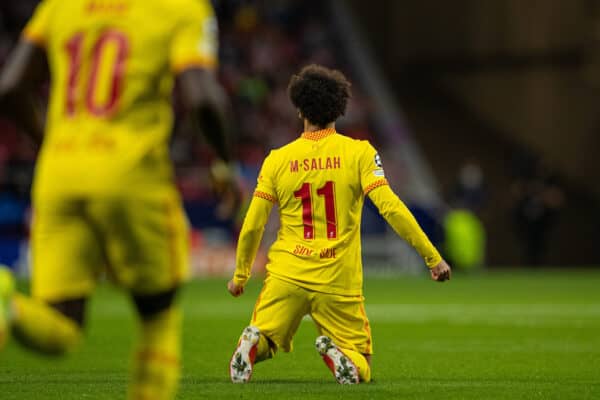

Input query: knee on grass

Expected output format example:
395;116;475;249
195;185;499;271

255;333;276;362
236;326;275;363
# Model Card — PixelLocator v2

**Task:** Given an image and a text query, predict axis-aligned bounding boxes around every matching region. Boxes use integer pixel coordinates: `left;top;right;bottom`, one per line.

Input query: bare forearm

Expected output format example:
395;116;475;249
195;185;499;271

178;68;232;162
0;92;44;145
195;103;230;162
0;40;48;145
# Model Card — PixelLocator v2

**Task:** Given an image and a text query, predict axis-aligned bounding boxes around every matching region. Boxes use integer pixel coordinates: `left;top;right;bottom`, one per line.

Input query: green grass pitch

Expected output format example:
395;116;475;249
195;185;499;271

1;270;600;399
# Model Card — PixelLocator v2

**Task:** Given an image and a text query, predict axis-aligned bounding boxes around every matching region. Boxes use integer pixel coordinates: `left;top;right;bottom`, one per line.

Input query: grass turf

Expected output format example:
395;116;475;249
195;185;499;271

1;270;599;399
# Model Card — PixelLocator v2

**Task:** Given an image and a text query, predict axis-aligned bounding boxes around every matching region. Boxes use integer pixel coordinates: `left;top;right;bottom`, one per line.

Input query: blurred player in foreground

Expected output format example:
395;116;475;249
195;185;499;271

0;0;236;398
227;65;451;384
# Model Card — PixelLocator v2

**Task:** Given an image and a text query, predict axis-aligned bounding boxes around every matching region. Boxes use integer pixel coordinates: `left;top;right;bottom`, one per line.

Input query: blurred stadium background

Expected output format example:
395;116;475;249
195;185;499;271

0;0;599;277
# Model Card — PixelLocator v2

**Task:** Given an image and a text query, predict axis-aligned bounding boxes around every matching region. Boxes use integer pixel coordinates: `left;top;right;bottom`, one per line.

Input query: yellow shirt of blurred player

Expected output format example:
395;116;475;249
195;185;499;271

22;0;218;196
254;128;390;296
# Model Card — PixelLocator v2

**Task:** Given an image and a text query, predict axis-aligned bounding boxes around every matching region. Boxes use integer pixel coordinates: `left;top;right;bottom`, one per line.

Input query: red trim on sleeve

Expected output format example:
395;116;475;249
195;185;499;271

254;190;277;203
363;179;389;195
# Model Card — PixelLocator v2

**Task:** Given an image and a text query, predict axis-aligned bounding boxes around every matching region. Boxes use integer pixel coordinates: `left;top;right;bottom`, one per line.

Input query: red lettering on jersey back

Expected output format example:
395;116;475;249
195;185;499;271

319;248;336;259
293;244;313;256
333;156;341;169
297;156;341;172
311;158;318;170
290;160;299;173
303;159;310;171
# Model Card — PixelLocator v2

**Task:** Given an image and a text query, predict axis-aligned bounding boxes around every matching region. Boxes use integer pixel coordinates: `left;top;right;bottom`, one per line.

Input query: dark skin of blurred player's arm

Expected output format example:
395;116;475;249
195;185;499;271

177;68;240;217
177;68;231;163
0;40;47;146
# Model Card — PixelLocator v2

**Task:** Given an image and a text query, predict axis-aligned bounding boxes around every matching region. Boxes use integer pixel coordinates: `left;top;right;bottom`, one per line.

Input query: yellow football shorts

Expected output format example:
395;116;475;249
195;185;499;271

31;188;189;302
250;275;373;355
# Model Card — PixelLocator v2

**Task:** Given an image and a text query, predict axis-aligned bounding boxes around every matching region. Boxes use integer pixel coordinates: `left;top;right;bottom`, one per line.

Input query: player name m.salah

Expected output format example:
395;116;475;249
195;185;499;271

289;156;341;173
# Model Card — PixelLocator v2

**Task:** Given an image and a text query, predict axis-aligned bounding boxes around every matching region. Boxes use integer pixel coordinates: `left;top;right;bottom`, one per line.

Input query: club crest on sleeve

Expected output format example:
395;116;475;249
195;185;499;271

374;153;382;168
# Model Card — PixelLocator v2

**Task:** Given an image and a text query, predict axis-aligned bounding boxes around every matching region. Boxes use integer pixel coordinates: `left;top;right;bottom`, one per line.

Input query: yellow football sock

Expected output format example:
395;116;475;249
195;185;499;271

11;293;82;355
254;333;275;363
342;348;372;383
128;307;181;400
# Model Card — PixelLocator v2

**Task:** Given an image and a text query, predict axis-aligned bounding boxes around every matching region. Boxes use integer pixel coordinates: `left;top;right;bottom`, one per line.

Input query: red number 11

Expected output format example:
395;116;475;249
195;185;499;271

294;181;337;240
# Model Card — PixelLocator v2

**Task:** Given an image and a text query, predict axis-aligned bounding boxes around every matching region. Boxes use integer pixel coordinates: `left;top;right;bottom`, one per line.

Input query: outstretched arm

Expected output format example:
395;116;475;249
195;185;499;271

367;185;451;281
0;40;47;145
227;196;274;296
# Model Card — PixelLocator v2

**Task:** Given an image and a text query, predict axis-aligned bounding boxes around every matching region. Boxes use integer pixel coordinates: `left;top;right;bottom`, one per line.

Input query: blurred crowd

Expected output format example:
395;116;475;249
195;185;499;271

173;0;375;229
446;151;565;268
0;0;376;266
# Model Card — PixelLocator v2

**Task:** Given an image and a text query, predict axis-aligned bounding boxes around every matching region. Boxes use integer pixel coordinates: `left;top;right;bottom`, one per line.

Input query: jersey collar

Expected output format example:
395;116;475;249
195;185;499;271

301;128;336;141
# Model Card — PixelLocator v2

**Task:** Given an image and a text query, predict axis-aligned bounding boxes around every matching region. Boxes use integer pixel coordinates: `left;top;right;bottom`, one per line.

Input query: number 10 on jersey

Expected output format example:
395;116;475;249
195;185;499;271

294;181;337;240
64;30;128;117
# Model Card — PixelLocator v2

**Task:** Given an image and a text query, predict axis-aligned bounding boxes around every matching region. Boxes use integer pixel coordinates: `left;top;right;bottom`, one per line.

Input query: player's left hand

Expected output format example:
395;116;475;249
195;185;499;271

430;259;451;282
227;279;245;297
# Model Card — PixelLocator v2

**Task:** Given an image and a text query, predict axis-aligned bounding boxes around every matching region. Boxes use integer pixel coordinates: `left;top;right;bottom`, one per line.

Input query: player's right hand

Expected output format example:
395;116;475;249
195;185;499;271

430;259;451;282
227;280;245;297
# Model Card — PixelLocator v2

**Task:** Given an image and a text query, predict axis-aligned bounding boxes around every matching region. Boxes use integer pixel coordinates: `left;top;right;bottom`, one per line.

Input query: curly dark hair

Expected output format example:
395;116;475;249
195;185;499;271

287;64;352;127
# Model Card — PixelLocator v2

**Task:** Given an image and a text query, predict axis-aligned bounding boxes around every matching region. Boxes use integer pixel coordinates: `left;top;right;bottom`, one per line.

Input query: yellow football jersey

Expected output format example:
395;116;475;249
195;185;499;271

248;128;388;295
233;128;442;296
22;0;218;196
